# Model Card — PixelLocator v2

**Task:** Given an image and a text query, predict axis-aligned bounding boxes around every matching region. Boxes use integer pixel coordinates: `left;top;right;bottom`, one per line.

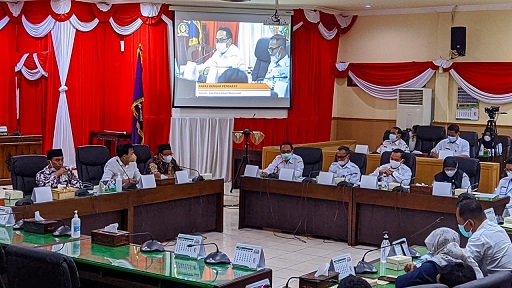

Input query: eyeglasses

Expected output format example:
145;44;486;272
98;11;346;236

215;38;230;43
268;46;281;54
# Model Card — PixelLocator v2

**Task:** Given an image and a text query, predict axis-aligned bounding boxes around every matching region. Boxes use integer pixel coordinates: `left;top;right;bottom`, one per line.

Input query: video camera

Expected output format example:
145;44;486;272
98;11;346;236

485;106;500;120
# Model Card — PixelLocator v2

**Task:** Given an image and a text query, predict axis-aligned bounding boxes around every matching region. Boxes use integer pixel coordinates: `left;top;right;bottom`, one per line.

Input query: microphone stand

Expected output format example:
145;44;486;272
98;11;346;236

187;242;231;264
355;240;405;274
230;129;252;193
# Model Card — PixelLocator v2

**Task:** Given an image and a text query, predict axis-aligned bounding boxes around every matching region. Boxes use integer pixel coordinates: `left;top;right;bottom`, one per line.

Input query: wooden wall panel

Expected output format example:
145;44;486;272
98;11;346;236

331;117;396;152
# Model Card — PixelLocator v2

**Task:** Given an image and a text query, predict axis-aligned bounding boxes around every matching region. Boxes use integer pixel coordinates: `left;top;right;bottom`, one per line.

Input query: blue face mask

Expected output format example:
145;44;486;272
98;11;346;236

389;134;397;141
281;153;292;161
458;220;473;238
448;136;457;143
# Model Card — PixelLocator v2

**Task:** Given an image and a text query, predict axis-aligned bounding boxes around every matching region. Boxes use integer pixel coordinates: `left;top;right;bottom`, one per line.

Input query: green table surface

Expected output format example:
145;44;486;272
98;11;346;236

0;226;83;247
360;247;429;288
37;237;262;288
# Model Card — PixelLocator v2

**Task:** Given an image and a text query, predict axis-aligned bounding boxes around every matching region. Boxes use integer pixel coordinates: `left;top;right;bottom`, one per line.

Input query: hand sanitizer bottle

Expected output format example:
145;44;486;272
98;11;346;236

71;210;81;238
116;173;123;192
380;231;390;263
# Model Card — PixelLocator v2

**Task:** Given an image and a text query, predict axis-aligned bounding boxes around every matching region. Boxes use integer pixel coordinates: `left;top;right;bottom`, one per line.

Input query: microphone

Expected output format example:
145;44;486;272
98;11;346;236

122;232;164;252
337;172;358;187
194;49;216;64
355;239;406;274
53;219;71;237
187;242;231;264
179;166;204;182
392;178;413;192
302;170;321;183
408;217;444;240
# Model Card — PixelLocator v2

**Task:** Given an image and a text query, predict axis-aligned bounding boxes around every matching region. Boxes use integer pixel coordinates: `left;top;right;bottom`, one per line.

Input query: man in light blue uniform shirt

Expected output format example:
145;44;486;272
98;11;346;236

370;148;412;186
328;146;361;184
262;142;304;179
494;158;512;210
431;124;470;158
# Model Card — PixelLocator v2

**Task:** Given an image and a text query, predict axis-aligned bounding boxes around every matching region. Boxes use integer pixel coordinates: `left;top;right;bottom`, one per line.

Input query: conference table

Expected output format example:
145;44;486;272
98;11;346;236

8;179;224;244
239;177;509;246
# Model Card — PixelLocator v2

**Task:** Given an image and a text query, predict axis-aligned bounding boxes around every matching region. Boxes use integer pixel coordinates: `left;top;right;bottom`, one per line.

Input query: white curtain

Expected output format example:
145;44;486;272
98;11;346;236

15;53;48;80
51;20;76;167
171;117;234;182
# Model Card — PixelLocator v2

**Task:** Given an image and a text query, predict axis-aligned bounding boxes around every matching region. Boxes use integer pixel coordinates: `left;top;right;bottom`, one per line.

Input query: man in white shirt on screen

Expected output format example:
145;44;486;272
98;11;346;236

370;149;412;186
328;146;361;184
261;142;303;179
431;124;470;158
376;126;409;154
202;27;246;72
264;34;290;98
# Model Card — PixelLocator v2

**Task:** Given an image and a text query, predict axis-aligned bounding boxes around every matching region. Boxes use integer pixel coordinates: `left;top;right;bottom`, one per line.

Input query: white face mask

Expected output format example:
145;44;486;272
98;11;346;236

507;171;512;178
216;42;228;54
445;169;457;177
271;47;282;64
163;155;173;163
389;160;401;169
484;136;491;142
338;160;348;166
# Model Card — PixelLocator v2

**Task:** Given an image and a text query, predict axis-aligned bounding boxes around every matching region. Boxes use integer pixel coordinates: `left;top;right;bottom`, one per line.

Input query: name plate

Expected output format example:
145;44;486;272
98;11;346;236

138;174;156;189
233;243;265;270
0;207;15;226
484;208;498;224
31;187;53;203
329;253;355;280
174;234;205;259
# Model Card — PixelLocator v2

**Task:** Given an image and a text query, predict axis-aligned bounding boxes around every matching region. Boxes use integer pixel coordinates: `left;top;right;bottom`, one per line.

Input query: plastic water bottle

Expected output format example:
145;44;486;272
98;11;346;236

479;145;484;156
380;231;390;263
116;173;123;192
71;210;81;238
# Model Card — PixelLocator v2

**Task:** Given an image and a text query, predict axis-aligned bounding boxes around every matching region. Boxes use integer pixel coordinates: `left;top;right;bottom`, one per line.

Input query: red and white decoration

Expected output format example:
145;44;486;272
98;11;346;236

293;9;357;40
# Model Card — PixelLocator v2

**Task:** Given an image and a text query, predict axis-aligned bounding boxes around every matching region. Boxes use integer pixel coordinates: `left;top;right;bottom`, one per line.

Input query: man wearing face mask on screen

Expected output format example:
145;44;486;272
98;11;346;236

370;148;412;186
146;144;182;179
201;27;246;72
264;34;290;98
102;144;140;184
36;149;82;188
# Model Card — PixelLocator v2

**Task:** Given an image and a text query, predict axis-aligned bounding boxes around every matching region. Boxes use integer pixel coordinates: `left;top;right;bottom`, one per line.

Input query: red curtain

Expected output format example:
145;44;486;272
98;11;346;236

0;22;17;132
234;9;341;148
447;62;512;95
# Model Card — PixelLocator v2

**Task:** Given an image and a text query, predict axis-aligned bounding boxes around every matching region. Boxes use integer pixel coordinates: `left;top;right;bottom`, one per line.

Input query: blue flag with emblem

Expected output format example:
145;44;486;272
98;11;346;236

131;44;144;144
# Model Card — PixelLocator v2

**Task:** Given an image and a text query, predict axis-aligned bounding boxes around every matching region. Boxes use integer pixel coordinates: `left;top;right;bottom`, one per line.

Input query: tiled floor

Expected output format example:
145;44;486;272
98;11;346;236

194;185;381;288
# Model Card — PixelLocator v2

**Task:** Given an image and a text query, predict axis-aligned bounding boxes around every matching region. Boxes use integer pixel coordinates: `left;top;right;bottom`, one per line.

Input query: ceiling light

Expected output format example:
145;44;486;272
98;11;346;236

364;4;372;8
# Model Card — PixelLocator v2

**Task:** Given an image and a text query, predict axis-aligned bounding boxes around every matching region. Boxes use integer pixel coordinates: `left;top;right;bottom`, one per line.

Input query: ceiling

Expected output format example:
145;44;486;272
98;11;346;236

79;0;512;12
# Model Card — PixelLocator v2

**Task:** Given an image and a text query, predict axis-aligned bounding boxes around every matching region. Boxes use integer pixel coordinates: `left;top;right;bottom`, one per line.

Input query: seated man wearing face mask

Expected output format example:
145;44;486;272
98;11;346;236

146;144;182;179
434;157;471;190
201;27;246;72
494;158;512;207
370;148;412;186
377;126;410;154
431;124;470;158
261;142;304;179
264;34;290;98
36;148;82;188
102;144;140;184
328;146;361;183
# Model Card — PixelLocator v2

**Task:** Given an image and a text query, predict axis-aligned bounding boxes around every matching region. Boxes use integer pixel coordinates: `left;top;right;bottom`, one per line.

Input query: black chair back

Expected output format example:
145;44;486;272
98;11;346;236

496;135;512;159
415;126;446;153
76;145;110;185
293;147;322;177
444;156;480;189
133;144;152;175
380;151;416;183
251;37;271;82
10;155;48;196
455;271;512;288
350;152;367;175
459;131;479;158
5;245;80;288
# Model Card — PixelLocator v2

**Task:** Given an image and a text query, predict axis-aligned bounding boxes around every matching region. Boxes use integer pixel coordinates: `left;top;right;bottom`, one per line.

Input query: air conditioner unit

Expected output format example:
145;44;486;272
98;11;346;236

396;88;433;129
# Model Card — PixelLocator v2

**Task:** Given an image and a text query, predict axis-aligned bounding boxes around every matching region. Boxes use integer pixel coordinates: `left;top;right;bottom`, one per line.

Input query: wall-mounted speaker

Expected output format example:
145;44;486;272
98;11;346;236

451;26;466;57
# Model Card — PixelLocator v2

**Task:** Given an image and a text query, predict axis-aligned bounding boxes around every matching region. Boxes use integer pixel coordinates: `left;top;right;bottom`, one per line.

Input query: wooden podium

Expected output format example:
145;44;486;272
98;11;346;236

0;135;43;185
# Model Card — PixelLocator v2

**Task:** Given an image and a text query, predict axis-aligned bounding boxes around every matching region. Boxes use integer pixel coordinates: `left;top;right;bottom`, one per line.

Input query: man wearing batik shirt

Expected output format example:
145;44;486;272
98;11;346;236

36;148;82;188
146;144;182;179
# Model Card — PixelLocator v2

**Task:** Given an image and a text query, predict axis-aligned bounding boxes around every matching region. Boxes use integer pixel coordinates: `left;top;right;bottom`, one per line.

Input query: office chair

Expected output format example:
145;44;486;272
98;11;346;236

5;245;80;288
459;131;479;158
349;152;367;175
10;155;48;196
76;145;110;185
133;144;152;175
415;126;446;154
293;147;322;178
455;271;512;288
380;151;416;183
444;156;480;189
251;37;271;82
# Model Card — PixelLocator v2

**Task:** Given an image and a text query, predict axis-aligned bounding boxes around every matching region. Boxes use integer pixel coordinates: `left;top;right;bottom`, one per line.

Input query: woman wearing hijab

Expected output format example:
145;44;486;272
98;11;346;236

395;227;483;288
434;157;471;190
